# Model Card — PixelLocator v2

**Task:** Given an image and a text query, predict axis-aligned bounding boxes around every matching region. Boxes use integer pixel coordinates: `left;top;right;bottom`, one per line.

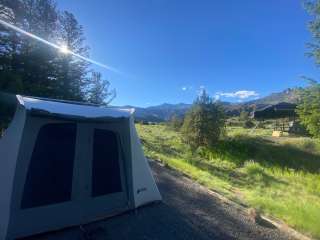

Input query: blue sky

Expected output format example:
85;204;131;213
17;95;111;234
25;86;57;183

57;0;318;107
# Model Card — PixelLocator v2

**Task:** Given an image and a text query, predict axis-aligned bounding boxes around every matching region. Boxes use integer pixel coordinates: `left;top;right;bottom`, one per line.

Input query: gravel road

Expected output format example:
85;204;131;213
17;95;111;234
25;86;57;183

23;161;294;240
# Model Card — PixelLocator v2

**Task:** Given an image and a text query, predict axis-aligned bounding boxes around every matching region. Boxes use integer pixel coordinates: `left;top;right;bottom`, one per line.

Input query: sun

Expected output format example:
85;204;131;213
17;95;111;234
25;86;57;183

60;45;70;54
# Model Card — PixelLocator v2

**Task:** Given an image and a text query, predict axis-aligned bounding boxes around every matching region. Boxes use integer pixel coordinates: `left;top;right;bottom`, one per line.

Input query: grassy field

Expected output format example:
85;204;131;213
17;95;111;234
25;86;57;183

136;124;320;239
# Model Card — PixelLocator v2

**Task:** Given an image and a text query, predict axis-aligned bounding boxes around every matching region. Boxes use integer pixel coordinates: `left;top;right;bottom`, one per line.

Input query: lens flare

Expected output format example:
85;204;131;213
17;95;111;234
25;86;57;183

0;18;121;73
59;45;70;54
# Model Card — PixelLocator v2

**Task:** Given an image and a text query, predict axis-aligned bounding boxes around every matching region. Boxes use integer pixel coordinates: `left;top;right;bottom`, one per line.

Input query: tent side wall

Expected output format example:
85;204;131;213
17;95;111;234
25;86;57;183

6;116;137;239
0;106;26;240
130;118;162;207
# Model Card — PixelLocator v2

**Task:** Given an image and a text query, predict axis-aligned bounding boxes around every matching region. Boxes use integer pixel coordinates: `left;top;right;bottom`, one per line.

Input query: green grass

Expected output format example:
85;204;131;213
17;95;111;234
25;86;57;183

136;124;320;239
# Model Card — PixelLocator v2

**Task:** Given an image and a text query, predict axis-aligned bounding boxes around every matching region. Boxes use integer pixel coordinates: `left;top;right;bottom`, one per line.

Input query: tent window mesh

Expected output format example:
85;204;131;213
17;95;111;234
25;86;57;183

21;123;76;209
92;129;122;197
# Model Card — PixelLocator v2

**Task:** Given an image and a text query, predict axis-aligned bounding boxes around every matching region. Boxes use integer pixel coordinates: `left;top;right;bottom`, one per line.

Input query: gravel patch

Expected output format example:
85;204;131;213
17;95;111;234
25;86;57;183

22;161;295;240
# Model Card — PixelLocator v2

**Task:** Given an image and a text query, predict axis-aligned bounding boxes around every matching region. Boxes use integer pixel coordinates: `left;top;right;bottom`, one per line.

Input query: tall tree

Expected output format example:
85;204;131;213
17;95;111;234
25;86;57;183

0;0;59;96
296;79;320;138
0;0;24;93
297;1;320;138
53;11;89;100
305;0;320;66
86;71;116;105
169;114;183;131
0;0;115;103
0;0;117;130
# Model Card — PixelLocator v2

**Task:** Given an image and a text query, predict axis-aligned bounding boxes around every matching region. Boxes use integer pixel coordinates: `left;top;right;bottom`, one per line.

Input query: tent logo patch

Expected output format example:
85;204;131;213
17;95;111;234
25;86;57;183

137;187;147;194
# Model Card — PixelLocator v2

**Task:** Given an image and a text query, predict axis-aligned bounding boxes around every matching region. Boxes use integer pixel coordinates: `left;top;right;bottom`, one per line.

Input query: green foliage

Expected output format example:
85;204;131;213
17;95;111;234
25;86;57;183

299;1;320;138
243;119;255;129
0;70;23;93
137;124;320;238
181;90;226;150
0;0;116;129
296;80;320;138
239;110;249;121
86;72;116;105
53;10;89;101
256;121;265;129
0;0;114;102
168;114;183;131
305;0;320;66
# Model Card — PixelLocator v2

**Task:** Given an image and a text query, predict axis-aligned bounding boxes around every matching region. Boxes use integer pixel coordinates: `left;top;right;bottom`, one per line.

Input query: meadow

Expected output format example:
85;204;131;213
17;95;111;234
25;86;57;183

136;124;320;239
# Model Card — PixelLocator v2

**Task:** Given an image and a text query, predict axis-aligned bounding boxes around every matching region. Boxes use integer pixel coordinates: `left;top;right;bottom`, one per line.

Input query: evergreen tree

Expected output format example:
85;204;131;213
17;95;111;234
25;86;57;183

0;0;59;96
297;1;320;138
0;0;116;129
87;71;116;105
0;0;24;93
181;90;226;151
296;80;320;138
53;11;89;100
305;0;320;66
0;0;114;102
169;114;183;131
239;110;249;121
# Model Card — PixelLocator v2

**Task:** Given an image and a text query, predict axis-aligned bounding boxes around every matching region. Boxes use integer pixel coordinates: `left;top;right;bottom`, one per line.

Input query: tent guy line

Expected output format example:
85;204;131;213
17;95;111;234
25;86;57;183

0;18;121;74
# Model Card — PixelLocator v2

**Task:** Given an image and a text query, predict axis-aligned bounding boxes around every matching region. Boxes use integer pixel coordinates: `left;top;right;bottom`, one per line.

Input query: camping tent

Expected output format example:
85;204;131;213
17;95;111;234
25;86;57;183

0;95;161;240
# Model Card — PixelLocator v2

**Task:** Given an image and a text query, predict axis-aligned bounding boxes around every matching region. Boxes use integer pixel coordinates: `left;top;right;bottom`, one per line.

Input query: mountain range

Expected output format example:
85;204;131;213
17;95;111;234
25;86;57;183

125;88;300;122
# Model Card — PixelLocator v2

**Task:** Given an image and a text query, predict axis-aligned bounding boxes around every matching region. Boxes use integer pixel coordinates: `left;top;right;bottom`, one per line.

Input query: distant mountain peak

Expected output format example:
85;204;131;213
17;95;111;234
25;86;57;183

131;88;300;122
246;88;299;106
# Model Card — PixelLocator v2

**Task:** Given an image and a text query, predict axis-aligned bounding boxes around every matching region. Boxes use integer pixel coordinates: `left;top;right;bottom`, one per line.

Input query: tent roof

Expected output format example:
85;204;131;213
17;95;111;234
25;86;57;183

17;95;134;119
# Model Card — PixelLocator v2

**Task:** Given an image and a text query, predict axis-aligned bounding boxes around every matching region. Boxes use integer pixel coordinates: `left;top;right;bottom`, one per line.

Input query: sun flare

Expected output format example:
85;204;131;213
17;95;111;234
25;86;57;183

60;45;70;54
0;18;120;73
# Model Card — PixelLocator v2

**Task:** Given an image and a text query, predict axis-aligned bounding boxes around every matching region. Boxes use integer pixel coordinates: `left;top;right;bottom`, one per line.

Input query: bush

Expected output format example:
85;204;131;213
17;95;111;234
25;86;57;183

256;121;265;129
244;120;255;129
181;90;226;151
168;114;183;131
240;110;249;121
226;118;243;127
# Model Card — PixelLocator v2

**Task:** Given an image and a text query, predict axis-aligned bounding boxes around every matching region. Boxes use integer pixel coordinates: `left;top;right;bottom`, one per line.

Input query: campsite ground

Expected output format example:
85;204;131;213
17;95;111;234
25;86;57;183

23;161;293;240
136;124;320;239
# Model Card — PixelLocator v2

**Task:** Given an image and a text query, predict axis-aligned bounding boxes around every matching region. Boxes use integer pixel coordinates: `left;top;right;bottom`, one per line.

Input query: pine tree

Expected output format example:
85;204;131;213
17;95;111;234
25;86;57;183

169;114;183;131
0;0;115;103
297;1;320;138
296;80;320;138
87;72;116;105
0;0;24;93
53;11;89;100
181;90;226;151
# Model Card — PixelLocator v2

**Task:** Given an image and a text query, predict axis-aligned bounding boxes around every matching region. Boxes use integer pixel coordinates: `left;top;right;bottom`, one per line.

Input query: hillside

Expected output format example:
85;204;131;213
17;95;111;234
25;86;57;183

246;88;300;105
131;88;300;122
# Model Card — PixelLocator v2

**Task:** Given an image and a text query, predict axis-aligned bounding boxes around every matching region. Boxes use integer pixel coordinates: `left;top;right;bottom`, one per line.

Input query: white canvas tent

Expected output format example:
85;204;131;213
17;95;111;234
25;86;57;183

0;95;161;240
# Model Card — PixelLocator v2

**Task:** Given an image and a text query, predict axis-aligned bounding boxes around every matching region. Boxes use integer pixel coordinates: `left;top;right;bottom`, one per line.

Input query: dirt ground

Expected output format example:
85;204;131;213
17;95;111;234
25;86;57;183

23;161;295;240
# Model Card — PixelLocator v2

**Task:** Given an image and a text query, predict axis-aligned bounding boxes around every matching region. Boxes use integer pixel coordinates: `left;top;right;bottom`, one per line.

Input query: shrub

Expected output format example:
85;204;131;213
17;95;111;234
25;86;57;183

240;110;249;121
244;120;255;129
256;121;265;129
168;114;183;131
181;90;226;151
